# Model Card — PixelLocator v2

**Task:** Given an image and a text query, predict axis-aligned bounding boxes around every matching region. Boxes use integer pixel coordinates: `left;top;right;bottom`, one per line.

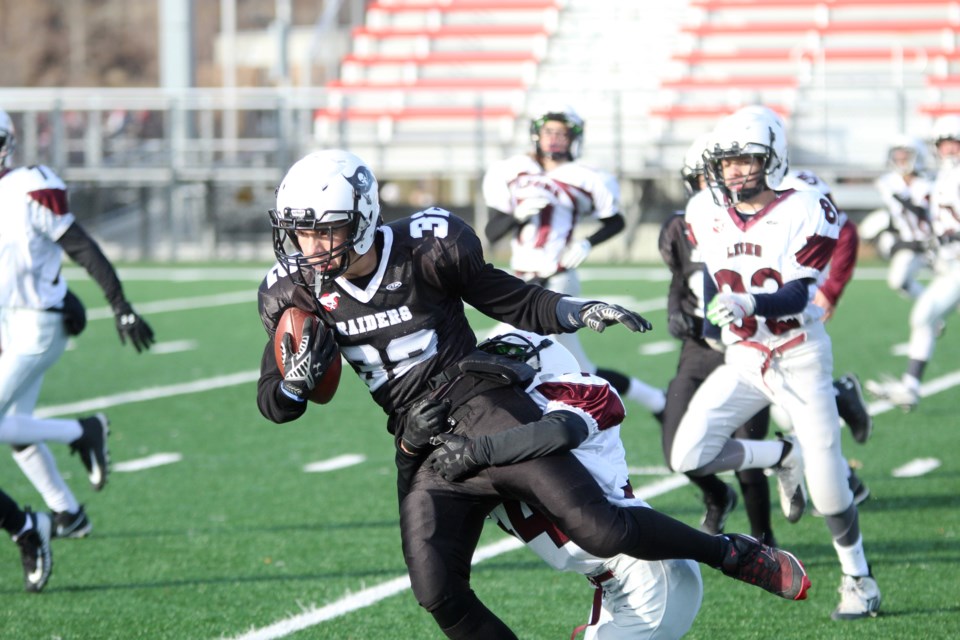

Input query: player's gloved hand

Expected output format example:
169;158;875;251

426;432;485;482
280;319;337;401
559;239;592;269
706;292;756;328
513;196;550;223
400;398;452;456
579;301;653;334
112;300;155;353
667;310;696;340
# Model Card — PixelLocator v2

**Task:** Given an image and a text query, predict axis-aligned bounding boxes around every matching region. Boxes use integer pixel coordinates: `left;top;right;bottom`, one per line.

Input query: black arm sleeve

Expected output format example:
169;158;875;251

585;213;625;247
56;222;126;309
753;278;813;317
484;208;519;243
256;341;309;424
702;268;721;341
469;410;589;467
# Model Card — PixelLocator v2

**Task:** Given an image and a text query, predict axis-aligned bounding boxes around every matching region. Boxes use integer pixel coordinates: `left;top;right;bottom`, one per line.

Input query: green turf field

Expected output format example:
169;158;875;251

1;263;957;639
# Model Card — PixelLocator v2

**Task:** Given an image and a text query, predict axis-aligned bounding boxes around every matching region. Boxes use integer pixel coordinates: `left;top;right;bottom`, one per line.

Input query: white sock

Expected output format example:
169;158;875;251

627;378;666;413
834;535;870;577
12;444;79;514
0;415;83;445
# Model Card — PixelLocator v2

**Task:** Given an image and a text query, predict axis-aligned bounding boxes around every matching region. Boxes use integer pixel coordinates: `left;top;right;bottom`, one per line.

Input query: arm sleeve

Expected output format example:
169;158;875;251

585;213;625;247
470;410;589;467
702;269;721;340
818;219;859;306
484;208;519;243
256;341;309;423
752;278;813;317
56;222;127;309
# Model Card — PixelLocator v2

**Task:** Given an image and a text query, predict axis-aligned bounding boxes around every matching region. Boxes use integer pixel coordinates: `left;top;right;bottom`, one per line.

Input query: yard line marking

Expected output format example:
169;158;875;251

221;473;691;640
639;340;678;356
892;458;942;478
35;370;261;418
114;452;183;472
85;290;257;320
303;455;366;473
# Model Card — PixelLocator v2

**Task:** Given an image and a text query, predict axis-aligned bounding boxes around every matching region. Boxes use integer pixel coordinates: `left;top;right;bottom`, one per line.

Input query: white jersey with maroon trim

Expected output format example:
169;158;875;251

875;171;934;243
482;154;619;278
0;165;75;310
685;188;840;347
930;163;960;261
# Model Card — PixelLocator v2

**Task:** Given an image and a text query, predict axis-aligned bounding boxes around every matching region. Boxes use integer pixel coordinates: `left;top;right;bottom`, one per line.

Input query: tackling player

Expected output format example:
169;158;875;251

481;107;666;415
669;106;881;620
256;150;811;640
0;108;154;539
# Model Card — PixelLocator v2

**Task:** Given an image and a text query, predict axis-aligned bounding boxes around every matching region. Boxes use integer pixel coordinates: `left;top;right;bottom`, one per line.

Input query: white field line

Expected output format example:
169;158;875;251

892;458;942;478
303;455;366;473
114;452;183;472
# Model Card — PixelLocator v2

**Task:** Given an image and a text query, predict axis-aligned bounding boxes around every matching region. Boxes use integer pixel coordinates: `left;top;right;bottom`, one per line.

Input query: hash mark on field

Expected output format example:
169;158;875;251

303;454;366;473
892;458;942;478
638;340;677;356
114;453;183;472
150;339;199;354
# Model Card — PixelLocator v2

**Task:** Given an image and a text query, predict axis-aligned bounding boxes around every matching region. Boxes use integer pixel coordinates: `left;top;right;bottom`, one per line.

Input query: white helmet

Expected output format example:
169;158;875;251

681;132;711;197
703;105;789;205
269;149;381;282
886;135;930;175
478;330;581;377
530;106;585;160
0;109;16;167
932;114;960;166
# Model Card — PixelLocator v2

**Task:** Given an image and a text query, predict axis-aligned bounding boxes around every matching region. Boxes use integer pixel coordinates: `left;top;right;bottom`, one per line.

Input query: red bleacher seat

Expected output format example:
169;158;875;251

682;21;960;36
368;1;561;11
660;75;799;89
649;104;792;119
690;0;954;7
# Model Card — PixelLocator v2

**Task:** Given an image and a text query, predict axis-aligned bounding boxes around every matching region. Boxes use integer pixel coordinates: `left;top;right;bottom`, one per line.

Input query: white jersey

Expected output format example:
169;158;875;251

930;162;960;262
874;171;934;243
685;188;840;347
482;154;619;278
490;368;645;575
0;165;75;310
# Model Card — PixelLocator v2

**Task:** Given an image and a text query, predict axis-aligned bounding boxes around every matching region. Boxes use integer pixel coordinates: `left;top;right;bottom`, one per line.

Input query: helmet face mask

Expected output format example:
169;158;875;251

0;109;16;168
478;330;581;377
270;150;380;283
933;115;960;166
704;107;788;207
530;107;584;161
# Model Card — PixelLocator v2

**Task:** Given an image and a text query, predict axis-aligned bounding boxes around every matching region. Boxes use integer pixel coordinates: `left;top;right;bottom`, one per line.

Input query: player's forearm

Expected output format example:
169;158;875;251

484;208;518;243
819;222;858;305
256;341;308;423
585;214;625;247
471;410;588;467
56;222;126;308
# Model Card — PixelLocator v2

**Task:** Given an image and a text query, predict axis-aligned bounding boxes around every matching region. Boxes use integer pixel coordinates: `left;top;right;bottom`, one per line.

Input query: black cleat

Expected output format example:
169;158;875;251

15;509;53;593
72;413;110;491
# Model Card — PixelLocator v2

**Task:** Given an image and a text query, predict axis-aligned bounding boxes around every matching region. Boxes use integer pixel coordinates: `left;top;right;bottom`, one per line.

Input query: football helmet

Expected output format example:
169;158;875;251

269;149;381;282
0;109;16;167
530;106;584;160
932;114;960;166
681;132;711;196
478;330;580;376
886;135;929;175
703;106;788;205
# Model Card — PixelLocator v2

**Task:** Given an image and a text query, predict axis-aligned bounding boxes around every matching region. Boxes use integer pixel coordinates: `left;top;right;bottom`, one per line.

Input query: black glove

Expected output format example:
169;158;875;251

426;432;485;482
579;301;652;334
113;300;155;353
62;289;87;336
400;398;452;456
667;310;696;340
279;318;338;401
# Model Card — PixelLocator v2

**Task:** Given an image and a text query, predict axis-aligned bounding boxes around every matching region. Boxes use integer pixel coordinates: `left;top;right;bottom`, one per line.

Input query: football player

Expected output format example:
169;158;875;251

670;106;881;620
481;107;666;415
427;331;704;640
873;135;934;300
0;108;154;539
256;150;810;640
867;114;960;411
1;487;52;593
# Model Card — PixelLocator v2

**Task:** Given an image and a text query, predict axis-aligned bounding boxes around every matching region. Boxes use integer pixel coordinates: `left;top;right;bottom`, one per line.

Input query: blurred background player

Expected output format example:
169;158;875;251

867;115;960;411
482;107;665;415
670;106;881;620
428;330;704;640
1;487;52;593
0;107;154;538
874;136;934;300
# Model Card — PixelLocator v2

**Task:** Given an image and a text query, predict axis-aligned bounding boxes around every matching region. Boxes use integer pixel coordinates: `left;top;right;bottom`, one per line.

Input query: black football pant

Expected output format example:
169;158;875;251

399;382;726;639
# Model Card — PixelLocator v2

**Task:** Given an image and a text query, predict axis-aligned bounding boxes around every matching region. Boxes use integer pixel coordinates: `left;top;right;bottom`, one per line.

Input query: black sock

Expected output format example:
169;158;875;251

737;469;773;540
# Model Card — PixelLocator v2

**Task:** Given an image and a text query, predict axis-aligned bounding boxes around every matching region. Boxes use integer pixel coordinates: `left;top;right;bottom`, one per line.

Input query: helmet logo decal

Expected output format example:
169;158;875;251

345;166;375;204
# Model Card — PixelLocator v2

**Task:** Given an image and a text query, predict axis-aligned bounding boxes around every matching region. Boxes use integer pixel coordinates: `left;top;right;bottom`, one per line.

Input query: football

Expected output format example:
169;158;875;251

274;306;341;404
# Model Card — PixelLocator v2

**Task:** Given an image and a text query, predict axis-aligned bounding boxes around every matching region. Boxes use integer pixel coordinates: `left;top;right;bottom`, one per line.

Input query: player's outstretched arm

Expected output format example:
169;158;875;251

556;297;653;334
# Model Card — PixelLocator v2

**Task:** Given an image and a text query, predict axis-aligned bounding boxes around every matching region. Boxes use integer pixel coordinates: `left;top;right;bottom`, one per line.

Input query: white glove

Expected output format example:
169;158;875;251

513;196;550;223
559;239;592;269
706;292;756;327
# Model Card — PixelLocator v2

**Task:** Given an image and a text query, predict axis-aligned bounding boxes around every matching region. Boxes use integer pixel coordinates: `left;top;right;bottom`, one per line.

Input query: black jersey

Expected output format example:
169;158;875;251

658;211;704;329
258;208;568;416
